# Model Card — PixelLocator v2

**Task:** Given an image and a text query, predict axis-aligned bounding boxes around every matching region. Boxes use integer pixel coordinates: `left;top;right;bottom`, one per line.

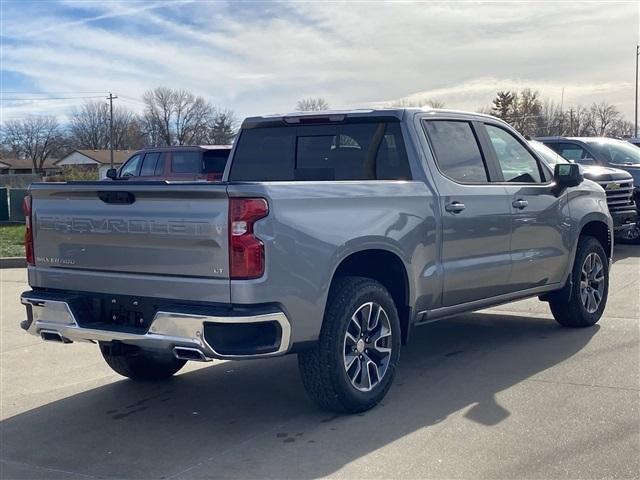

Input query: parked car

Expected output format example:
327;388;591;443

627;137;640;148
528;140;637;241
107;145;232;181
537;136;640;242
21;109;613;413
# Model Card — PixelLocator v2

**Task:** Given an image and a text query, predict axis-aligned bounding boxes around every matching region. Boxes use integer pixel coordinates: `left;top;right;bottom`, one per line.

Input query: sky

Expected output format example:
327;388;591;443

1;1;639;123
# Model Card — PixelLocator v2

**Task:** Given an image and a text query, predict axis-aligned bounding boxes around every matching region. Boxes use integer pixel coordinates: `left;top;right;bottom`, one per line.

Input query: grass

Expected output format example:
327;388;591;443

0;224;26;257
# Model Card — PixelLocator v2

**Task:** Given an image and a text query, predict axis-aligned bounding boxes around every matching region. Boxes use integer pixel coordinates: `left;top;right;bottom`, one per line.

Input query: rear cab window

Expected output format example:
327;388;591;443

229;121;411;181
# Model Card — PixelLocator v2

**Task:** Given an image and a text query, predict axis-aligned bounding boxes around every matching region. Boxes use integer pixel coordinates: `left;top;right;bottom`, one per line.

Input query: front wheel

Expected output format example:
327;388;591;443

298;276;401;413
549;236;609;328
100;343;186;381
617;223;640;245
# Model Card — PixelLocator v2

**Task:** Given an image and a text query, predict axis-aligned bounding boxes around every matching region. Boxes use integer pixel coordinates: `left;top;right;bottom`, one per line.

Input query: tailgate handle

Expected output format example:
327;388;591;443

97;191;136;205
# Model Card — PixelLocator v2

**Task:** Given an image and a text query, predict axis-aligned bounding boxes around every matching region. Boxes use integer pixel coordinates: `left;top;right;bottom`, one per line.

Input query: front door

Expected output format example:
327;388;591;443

482;124;572;290
423;119;513;307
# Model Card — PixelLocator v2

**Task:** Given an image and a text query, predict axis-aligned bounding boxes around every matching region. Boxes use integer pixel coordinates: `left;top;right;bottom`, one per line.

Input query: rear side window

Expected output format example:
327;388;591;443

229;122;410;181
423;120;488;183
171;152;202;173
140;152;161;176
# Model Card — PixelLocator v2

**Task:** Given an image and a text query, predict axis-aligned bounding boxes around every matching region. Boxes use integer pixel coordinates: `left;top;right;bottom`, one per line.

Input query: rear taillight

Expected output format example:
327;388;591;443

22;195;34;265
229;198;268;279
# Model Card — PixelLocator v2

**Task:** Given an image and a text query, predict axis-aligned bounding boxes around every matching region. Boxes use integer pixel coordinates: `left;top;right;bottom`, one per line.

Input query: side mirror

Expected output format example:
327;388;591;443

554;163;583;188
106;168;118;180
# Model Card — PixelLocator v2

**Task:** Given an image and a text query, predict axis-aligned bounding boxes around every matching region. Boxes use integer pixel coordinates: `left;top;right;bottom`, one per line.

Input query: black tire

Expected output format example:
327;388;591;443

617;223;640;245
549;235;609;328
298;276;401;413
100;343;186;381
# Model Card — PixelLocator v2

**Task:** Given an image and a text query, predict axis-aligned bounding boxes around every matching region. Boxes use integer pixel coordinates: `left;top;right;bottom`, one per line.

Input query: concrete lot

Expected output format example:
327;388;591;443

1;245;638;479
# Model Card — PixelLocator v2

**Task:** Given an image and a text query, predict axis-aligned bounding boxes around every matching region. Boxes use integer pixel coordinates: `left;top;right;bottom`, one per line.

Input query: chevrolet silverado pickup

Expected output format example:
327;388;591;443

21;109;613;413
538;136;640;243
528;140;636;239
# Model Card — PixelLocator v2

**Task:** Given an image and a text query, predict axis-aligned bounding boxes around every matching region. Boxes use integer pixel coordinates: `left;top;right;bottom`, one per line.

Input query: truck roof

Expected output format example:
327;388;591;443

242;108;500;128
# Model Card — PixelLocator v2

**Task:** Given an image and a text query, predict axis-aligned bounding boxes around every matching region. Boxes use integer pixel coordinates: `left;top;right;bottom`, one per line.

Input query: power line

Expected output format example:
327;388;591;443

0;91;107;94
0;95;106;101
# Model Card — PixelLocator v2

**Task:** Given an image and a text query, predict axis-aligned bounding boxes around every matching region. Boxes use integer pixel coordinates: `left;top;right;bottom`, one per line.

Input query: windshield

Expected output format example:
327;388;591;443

584;139;640;166
528;140;568;167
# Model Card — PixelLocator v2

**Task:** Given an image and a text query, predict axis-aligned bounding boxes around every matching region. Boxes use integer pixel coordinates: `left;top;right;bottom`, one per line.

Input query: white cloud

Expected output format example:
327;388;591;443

1;1;638;122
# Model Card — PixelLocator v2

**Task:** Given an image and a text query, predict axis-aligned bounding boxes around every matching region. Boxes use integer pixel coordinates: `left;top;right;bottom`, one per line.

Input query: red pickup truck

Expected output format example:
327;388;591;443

107;145;231;181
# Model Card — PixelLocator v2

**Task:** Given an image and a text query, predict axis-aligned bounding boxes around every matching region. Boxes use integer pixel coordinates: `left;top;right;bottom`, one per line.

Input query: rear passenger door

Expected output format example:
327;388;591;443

481;124;572;290
422;119;512;307
138;152;165;180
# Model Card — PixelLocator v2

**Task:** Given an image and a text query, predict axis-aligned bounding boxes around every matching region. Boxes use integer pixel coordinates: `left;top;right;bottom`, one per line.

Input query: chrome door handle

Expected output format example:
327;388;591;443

512;199;528;209
445;201;466;213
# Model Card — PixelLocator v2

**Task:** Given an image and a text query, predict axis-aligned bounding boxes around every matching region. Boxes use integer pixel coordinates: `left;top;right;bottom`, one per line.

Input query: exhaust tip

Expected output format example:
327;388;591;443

40;330;69;343
173;346;209;362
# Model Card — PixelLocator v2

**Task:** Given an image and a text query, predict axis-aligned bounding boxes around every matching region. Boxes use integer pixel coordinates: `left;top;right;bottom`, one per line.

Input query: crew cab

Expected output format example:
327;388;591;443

107;145;231;181
20;109;613;413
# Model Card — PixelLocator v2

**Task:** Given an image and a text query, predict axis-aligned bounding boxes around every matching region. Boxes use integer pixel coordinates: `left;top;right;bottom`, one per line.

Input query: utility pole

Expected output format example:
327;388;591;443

107;92;118;168
635;45;639;138
569;108;574;136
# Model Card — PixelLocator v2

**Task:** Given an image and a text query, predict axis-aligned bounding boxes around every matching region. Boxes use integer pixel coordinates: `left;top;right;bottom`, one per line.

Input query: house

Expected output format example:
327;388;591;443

56;149;134;178
0;156;60;175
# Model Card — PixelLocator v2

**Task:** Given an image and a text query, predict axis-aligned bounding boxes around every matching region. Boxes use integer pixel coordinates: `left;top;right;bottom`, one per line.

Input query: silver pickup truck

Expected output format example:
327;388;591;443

20;108;613;413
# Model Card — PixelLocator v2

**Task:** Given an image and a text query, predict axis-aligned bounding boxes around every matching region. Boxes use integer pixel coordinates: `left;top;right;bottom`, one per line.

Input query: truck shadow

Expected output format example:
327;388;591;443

1;312;598;479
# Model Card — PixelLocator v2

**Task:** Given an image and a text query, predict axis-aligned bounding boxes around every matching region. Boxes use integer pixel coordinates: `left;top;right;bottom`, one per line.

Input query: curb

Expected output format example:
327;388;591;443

0;257;27;268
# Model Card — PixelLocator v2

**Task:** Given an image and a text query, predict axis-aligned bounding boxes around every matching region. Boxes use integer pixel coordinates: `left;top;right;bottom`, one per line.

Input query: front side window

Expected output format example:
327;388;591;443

585;140;640;166
171;152;202;173
229;122;410;181
423;120;488;183
553;143;595;165
140;152;161;176
120;154;141;177
485;125;542;183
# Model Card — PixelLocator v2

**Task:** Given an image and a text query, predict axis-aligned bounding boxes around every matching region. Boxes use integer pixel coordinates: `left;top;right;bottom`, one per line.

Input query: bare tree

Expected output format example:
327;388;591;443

589;102;620;136
172;89;213;145
296;97;330;111
142;87;176;146
1;115;64;173
69;100;109;149
69;100;142;150
389;97;445;108
206;108;238;145
141;87;212;146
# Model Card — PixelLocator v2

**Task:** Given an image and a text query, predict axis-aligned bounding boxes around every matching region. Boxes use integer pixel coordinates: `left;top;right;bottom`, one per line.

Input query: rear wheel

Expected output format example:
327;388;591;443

298;277;401;413
100;343;186;381
549;236;609;328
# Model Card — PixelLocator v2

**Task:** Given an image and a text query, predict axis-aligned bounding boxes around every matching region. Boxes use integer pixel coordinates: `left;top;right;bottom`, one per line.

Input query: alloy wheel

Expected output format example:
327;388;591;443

580;252;605;314
343;302;393;392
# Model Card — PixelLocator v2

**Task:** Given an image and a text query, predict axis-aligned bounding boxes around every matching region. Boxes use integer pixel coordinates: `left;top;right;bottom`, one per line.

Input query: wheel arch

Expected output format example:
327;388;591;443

329;248;412;345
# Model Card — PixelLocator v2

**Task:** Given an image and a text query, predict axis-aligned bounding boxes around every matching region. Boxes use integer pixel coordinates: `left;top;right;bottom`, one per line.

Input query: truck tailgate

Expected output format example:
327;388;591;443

30;183;229;279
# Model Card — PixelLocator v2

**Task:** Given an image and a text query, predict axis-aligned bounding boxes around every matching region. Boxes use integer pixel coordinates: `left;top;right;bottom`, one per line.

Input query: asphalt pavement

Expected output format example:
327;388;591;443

1;245;638;479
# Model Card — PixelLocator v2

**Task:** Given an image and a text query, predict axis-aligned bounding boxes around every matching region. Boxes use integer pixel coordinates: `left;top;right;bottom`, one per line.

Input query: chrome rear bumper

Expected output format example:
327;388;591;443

20;292;291;360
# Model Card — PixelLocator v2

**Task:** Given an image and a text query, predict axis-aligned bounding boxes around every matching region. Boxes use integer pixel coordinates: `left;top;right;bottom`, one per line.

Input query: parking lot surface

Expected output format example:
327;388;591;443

1;245;638;479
